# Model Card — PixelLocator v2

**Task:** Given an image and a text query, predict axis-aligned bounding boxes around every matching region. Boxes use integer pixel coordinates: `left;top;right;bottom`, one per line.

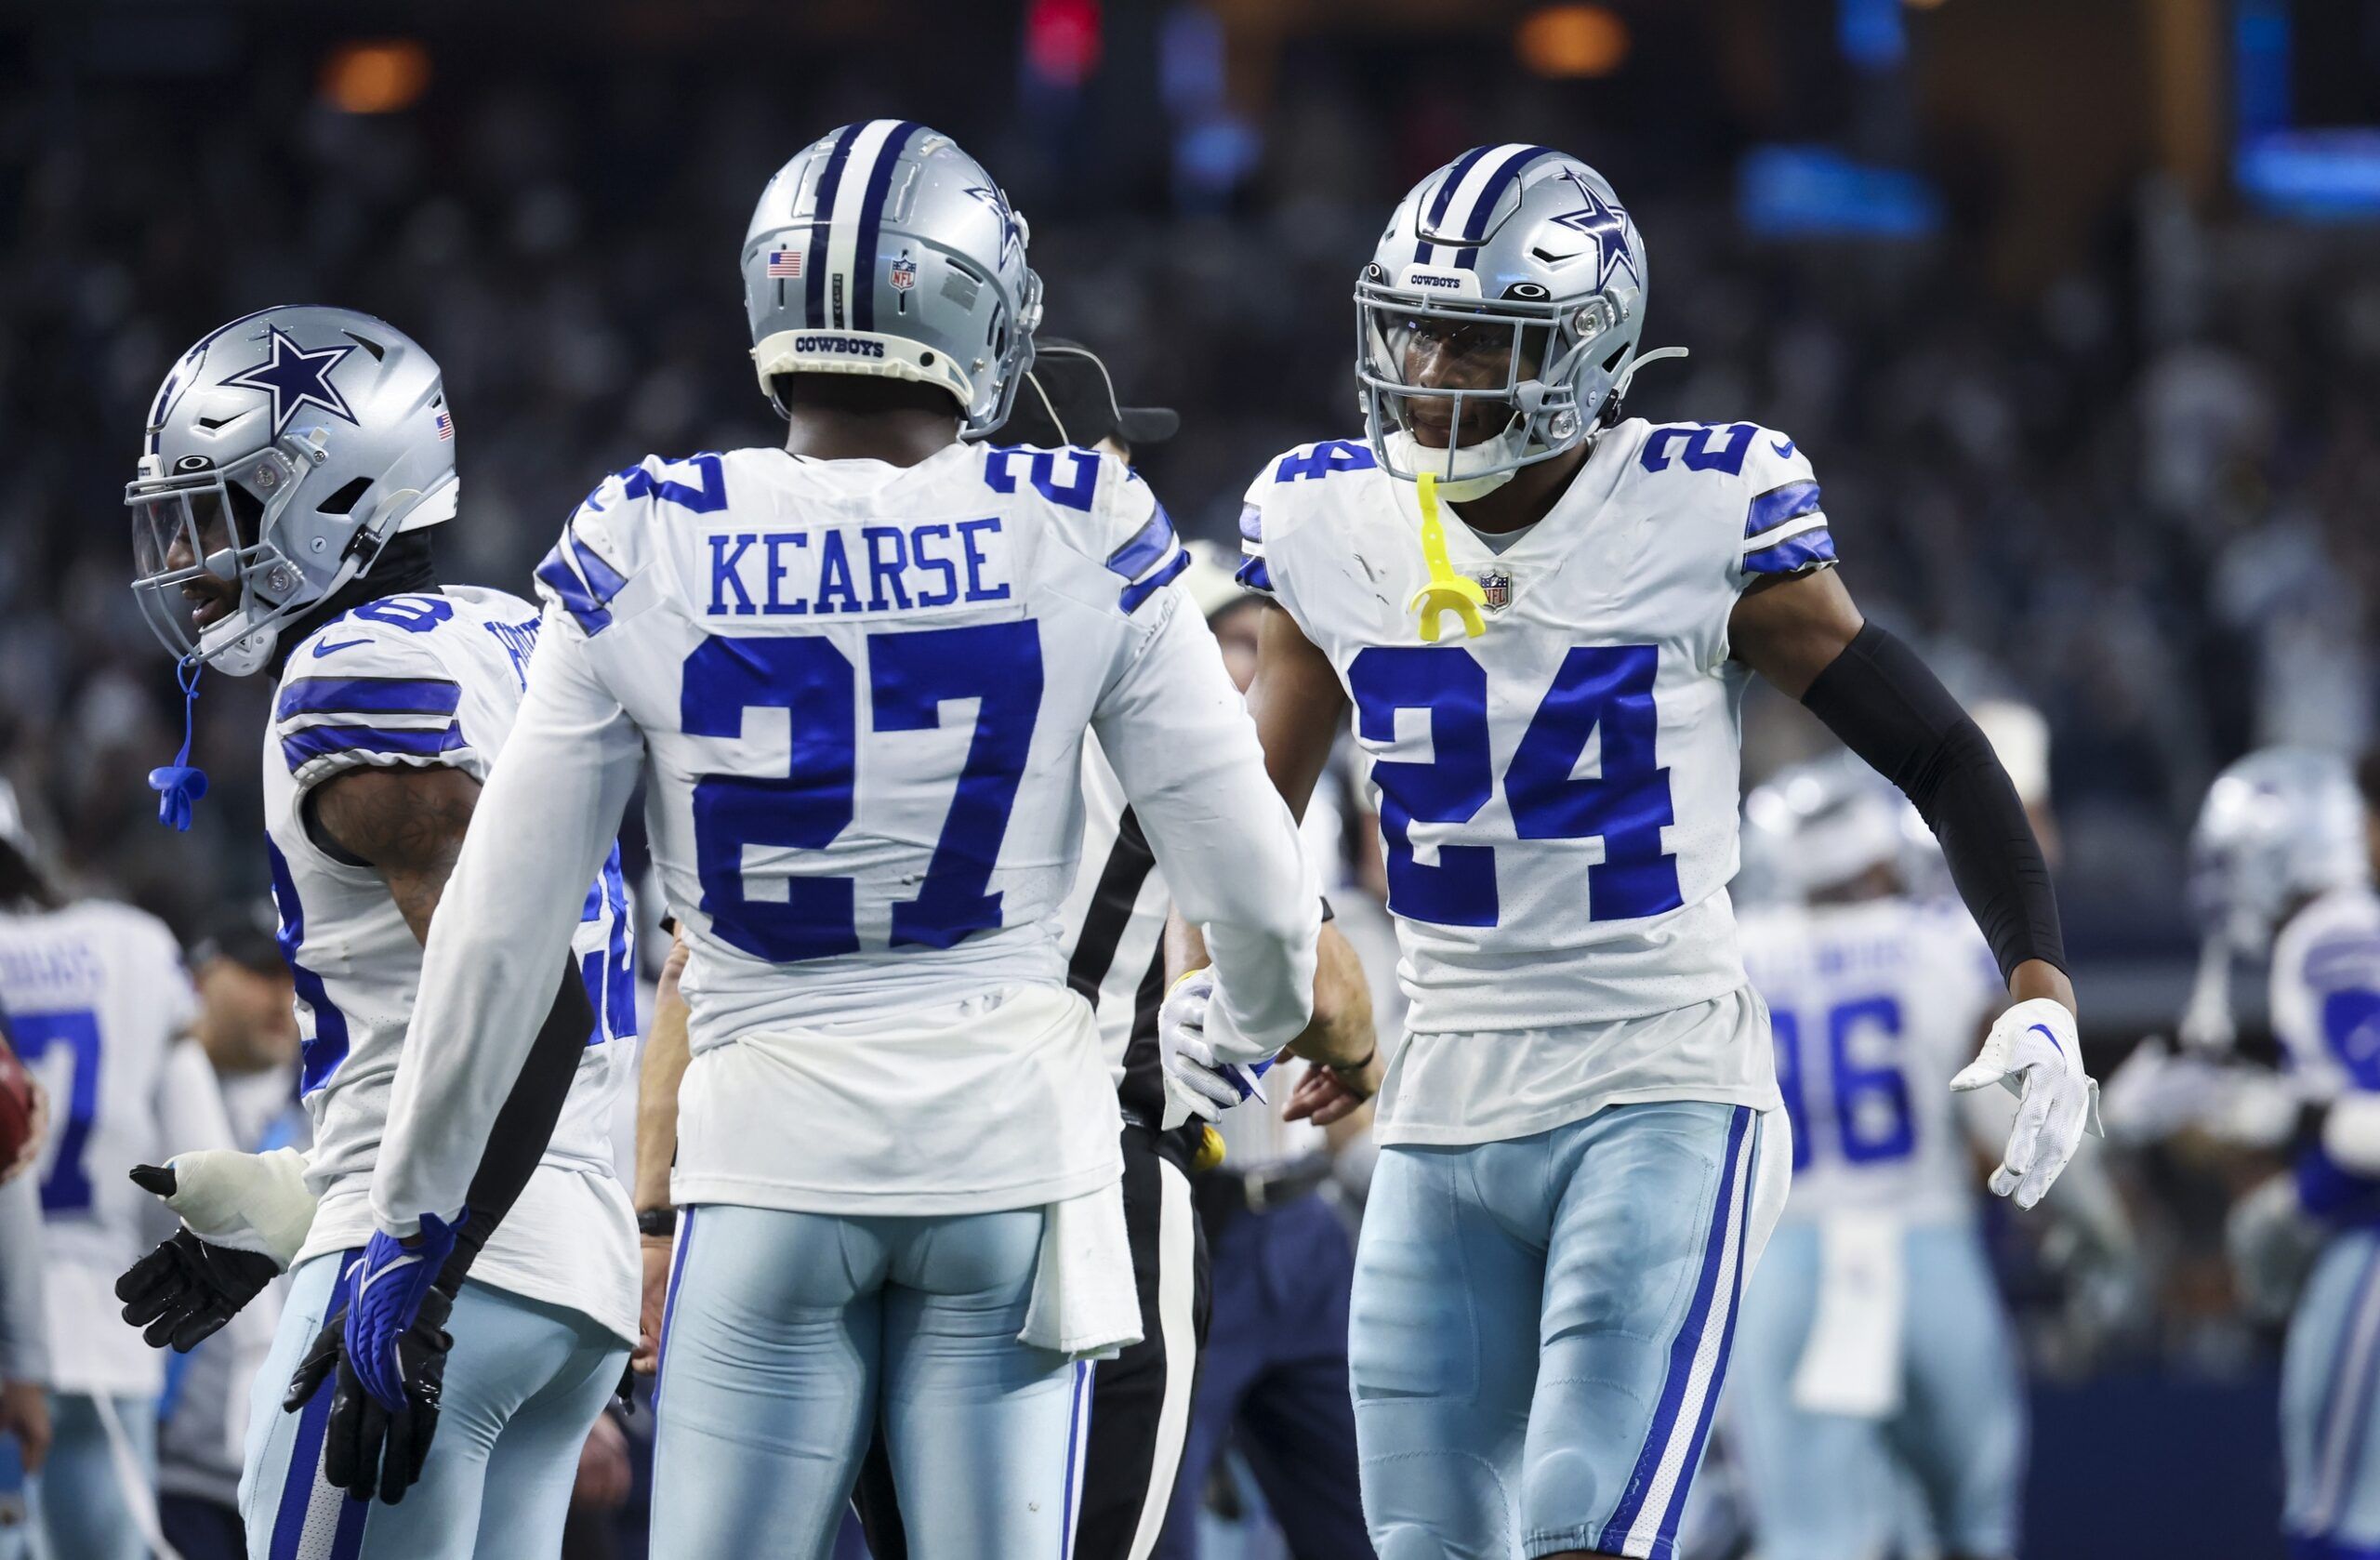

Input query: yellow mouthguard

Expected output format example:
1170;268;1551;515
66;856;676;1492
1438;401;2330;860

1408;470;1487;643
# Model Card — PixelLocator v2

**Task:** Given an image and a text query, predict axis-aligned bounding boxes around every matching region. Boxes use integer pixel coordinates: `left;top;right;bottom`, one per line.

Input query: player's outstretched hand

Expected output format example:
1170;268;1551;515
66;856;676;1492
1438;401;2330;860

1159;968;1271;1124
1282;1053;1382;1128
284;1289;454;1505
1950;998;2103;1210
117;1166;283;1352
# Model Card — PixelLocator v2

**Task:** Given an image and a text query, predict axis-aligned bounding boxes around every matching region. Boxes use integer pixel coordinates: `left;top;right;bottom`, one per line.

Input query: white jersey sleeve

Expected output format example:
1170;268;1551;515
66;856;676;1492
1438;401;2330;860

2272;886;2380;1102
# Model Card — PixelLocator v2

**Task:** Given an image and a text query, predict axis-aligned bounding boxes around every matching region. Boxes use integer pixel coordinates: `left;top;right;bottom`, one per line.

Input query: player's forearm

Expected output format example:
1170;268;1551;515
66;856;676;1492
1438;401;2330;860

0;1175;47;1382
1288;922;1374;1070
634;967;690;1215
443;958;597;1282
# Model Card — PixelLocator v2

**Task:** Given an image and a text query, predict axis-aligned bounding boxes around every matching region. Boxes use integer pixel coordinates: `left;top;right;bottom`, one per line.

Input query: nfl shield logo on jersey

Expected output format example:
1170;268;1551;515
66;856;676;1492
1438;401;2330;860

1475;566;1513;613
890;256;917;292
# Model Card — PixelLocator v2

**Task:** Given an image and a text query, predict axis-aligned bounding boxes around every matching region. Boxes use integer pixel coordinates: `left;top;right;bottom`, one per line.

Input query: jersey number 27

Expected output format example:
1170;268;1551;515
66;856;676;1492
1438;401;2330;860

1351;643;1680;926
681;622;1041;963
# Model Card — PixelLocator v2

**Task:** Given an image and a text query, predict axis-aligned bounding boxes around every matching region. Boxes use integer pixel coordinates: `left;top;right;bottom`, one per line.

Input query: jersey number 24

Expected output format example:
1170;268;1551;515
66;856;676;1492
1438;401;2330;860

1351;643;1679;926
681;622;1040;963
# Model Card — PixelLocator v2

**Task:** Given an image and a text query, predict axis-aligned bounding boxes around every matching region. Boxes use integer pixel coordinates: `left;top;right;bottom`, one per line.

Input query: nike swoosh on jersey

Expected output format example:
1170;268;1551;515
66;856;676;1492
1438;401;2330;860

1771;436;1795;456
312;638;371;657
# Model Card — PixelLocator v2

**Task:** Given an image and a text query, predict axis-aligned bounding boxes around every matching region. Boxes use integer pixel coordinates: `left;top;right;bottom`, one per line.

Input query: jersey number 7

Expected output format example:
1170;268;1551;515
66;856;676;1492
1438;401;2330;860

1350;642;1680;927
681;621;1042;963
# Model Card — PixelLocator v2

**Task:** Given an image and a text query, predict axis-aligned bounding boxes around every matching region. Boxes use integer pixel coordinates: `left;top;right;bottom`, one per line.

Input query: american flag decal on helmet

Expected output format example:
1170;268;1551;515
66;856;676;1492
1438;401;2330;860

433;408;454;442
767;249;804;278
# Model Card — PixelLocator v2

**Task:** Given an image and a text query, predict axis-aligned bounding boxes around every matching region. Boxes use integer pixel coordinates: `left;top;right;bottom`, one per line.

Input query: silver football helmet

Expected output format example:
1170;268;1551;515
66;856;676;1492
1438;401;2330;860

2189;747;2370;957
1356;144;1673;498
1742;753;1935;905
744;121;1043;437
126;306;457;677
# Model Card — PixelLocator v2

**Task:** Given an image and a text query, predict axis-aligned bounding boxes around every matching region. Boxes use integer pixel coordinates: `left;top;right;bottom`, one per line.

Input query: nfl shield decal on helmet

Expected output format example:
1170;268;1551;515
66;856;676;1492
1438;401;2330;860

890;256;917;291
1475;566;1514;613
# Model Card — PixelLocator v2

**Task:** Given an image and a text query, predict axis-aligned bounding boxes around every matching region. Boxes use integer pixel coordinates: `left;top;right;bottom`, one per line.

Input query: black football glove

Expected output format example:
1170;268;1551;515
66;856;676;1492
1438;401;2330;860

284;1285;455;1505
116;1168;281;1351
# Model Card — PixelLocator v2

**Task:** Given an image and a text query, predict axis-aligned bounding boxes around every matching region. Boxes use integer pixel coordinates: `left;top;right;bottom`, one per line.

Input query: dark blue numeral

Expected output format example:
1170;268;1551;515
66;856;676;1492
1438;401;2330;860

1829;995;1915;1163
1273;441;1378;483
681;626;1046;961
1771;1008;1813;1171
872;623;1044;947
681;638;859;962
14;1010;100;1212
1638;422;1754;475
577;844;634;1045
352;596;454;633
985;447;1100;511
1349;647;1498;926
1507;645;1682;920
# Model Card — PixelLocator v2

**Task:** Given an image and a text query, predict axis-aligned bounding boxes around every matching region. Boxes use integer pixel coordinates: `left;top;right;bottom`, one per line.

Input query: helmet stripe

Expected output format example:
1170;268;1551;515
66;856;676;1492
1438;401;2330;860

1449;143;1557;267
1415;144;1497;265
822;119;905;331
852;120;923;334
804;124;864;329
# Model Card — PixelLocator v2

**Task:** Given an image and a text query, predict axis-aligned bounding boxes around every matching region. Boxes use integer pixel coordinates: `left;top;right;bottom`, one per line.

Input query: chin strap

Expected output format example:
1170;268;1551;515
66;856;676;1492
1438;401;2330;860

148;657;209;832
1611;344;1689;402
1408;471;1488;643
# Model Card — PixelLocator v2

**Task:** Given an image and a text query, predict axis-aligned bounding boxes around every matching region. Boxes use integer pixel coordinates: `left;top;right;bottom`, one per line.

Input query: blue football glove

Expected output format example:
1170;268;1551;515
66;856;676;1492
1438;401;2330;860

346;1208;465;1411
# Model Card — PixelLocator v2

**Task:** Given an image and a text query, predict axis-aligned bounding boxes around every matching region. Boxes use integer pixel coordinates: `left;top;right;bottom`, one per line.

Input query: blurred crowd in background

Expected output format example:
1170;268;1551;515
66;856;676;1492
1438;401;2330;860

2;0;2377;1553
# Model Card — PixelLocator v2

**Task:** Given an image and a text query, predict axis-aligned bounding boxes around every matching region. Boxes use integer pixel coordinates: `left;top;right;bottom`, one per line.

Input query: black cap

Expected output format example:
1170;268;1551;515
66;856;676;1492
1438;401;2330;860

190;903;285;979
1000;339;1179;452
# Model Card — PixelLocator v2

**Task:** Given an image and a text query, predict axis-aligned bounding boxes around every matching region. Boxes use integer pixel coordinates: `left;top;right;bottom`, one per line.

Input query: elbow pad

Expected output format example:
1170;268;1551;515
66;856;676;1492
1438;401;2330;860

1800;623;2066;981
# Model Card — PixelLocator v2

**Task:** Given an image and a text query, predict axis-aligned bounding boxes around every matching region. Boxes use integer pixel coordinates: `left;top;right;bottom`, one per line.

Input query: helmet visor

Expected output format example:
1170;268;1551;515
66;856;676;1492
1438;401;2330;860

1355;284;1577;484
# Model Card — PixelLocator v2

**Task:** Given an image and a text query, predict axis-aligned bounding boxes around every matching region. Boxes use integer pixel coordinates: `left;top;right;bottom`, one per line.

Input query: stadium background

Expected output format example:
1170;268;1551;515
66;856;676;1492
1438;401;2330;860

7;0;2378;1553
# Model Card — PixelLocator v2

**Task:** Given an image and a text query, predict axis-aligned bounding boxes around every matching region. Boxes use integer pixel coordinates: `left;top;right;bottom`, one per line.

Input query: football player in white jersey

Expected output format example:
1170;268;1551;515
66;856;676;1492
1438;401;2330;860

0;786;235;1560
119;306;638;1557
2189;749;2380;1558
1726;756;2026;1560
1179;145;2100;1560
352;123;1319;1559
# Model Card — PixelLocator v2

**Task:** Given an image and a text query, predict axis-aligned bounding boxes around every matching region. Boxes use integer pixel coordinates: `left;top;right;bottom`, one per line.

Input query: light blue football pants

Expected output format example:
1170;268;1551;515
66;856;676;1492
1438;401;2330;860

650;1203;1091;1560
240;1249;627;1560
1725;1220;2025;1560
1350;1100;1790;1560
32;1393;157;1560
2284;1227;2380;1557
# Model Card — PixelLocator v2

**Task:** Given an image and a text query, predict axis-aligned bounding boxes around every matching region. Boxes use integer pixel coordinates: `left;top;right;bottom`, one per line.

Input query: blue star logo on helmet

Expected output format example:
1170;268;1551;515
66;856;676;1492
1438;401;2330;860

962;185;1019;265
216;324;360;437
1549;167;1640;294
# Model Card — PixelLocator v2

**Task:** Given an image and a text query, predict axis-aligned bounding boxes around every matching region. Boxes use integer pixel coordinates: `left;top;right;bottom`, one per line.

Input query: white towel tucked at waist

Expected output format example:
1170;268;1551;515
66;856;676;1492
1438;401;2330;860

1019;1178;1142;1362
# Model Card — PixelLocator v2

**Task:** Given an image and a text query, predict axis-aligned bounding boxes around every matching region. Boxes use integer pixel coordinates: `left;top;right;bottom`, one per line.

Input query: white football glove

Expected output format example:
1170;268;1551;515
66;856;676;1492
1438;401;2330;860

146;1145;318;1269
1950;998;2103;1210
1159;968;1273;1125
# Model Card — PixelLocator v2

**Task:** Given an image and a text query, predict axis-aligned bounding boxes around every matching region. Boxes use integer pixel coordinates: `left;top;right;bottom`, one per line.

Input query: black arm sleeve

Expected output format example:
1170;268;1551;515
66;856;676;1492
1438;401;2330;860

434;958;593;1293
1799;622;2066;982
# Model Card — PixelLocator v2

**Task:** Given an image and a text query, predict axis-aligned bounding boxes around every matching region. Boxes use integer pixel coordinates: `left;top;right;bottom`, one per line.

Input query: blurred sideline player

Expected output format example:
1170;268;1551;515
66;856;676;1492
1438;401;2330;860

1724;754;2130;1560
358;122;1319;1558
156;913;300;1560
0;780;236;1560
120;305;638;1556
2189;748;2380;1559
1183;145;2099;1560
2;1003;53;1554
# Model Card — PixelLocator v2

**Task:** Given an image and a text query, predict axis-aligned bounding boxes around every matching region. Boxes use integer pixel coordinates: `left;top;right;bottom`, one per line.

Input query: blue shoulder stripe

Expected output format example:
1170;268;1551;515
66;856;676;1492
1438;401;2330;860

282;721;466;772
567;527;629;602
1744;479;1823;539
536;547;611;636
1119;548;1192;615
276;677;459;721
1104;504;1177;583
1741;527;1837;577
1235;555;1274;594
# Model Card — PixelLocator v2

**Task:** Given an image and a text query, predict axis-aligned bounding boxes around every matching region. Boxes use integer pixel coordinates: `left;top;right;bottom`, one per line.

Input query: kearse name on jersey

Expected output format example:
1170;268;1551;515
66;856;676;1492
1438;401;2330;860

704;515;1014;618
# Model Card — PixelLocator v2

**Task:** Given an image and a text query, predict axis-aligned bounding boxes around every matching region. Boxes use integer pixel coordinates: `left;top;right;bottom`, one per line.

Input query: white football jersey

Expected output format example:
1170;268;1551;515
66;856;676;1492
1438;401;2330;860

267;586;638;1342
1738;898;2001;1227
1242;420;1830;1136
372;444;1316;1228
2270;884;2380;1102
0;899;229;1394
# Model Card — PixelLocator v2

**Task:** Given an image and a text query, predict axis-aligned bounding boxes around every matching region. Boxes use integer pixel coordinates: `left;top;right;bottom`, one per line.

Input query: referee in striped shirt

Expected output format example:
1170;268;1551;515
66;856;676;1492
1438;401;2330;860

846;340;1381;1560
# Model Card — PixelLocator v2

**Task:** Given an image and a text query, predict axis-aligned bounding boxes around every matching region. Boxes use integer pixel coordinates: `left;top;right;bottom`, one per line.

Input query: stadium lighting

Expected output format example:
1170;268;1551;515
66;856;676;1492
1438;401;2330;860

1514;5;1631;80
320;40;431;115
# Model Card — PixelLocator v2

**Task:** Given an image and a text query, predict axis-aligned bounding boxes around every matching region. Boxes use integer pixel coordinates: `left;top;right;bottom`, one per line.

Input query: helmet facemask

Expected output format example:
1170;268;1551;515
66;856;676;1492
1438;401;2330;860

126;430;380;676
1356;277;1627;500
